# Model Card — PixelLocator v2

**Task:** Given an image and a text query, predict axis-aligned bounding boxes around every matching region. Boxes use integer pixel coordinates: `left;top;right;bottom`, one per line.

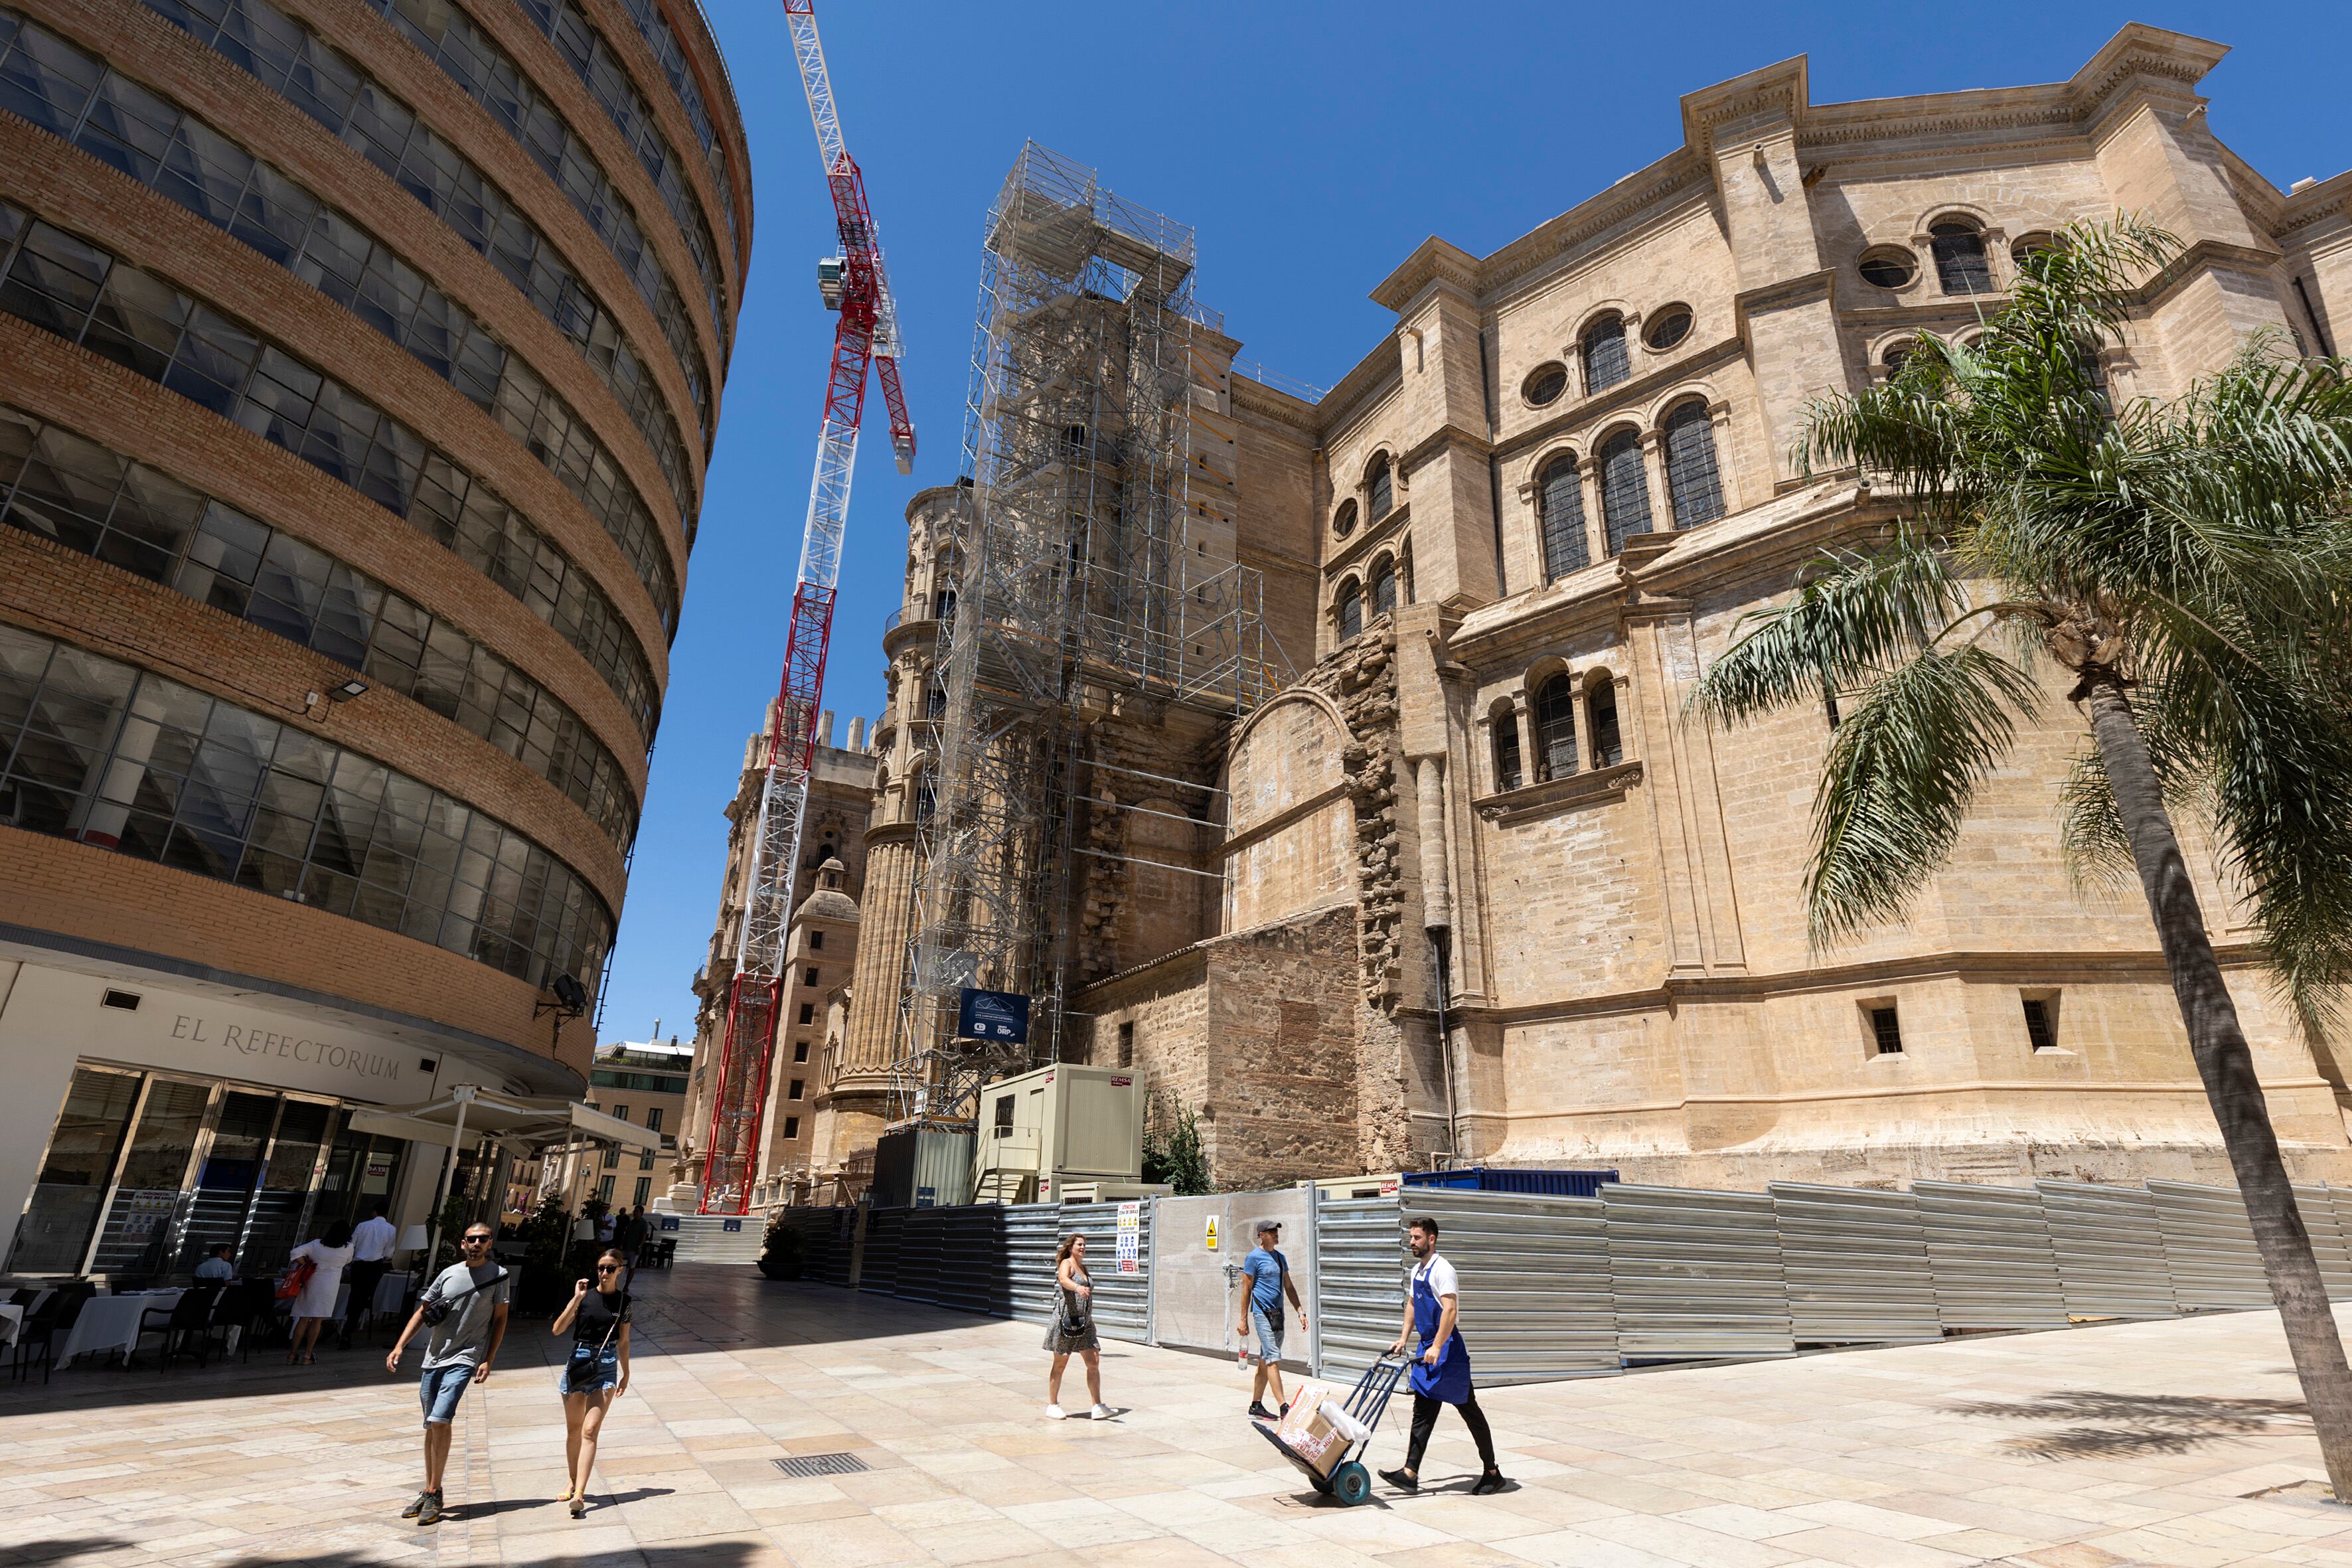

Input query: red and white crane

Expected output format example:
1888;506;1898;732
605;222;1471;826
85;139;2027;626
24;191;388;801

699;0;913;1214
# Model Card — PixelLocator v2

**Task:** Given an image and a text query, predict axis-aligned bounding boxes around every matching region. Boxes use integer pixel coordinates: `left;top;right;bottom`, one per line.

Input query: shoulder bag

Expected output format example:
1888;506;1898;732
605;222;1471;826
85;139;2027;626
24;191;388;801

564;1293;625;1384
274;1254;316;1302
420;1267;509;1327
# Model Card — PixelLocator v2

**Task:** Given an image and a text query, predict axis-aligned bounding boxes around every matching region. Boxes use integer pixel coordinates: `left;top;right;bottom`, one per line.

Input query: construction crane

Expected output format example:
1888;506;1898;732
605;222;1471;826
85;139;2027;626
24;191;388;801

698;0;913;1214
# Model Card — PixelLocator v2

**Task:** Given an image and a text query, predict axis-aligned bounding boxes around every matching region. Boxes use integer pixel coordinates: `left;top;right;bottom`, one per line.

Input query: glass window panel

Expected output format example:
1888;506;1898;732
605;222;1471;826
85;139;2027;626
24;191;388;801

91;1077;211;1278
1599;431;1651;555
7;1066;140;1274
1663;402;1725;528
1539;456;1589;580
1535;676;1578;781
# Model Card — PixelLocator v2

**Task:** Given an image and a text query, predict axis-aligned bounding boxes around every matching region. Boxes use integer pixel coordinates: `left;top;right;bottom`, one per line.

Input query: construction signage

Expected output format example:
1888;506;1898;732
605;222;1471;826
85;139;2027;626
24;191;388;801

1116;1200;1140;1274
1204;1215;1219;1251
958;987;1031;1044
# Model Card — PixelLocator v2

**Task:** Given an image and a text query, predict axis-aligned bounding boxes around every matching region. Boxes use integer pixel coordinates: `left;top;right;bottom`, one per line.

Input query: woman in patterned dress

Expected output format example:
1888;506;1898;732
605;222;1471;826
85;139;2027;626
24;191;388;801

1042;1232;1109;1420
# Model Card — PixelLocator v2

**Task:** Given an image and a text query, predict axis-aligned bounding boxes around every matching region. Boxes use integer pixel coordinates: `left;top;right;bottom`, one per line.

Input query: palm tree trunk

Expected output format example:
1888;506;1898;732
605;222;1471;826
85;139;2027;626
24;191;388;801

2084;671;2352;1496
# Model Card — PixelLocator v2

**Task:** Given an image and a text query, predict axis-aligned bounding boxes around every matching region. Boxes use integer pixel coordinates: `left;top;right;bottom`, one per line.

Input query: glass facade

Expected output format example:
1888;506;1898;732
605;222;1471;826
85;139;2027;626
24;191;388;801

0;199;662;734
0;621;614;994
11;1063;408;1278
0;7;695;566
142;0;710;464
512;0;729;347
0;404;637;850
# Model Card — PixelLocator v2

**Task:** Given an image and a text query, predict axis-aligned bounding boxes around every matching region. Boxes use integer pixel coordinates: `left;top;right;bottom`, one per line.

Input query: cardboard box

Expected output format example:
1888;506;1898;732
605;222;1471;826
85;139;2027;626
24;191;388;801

1273;1385;1352;1478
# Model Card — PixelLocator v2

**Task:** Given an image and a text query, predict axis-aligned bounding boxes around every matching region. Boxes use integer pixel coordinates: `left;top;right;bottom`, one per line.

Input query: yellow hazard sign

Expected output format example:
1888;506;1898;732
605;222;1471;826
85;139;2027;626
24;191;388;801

1205;1215;1219;1251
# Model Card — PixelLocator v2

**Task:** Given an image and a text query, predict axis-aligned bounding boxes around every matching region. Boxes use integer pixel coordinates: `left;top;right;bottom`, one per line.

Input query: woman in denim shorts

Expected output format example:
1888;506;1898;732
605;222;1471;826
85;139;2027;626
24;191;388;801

551;1247;631;1516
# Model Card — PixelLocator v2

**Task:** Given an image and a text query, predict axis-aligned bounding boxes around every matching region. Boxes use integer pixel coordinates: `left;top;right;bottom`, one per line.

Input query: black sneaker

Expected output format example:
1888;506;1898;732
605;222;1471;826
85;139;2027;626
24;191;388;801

1378;1468;1419;1493
416;1491;443;1526
1247;1401;1274;1419
1471;1469;1508;1495
400;1490;433;1520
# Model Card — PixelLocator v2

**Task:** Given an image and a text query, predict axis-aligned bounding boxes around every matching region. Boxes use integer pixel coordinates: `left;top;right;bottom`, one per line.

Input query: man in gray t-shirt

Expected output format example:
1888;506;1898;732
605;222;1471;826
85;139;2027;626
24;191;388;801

386;1223;509;1526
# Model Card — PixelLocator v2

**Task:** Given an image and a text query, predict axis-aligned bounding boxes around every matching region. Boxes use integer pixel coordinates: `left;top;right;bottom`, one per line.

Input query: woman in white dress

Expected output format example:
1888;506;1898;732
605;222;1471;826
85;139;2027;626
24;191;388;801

285;1219;353;1365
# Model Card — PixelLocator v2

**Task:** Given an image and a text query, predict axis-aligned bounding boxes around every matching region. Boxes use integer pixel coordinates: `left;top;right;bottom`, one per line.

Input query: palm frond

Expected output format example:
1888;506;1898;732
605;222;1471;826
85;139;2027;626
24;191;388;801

1806;644;2043;947
1688;528;1970;728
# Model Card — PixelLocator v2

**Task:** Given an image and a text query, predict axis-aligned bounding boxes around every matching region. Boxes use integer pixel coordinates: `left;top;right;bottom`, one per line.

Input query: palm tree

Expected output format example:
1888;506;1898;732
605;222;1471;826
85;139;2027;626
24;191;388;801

1689;218;2352;1492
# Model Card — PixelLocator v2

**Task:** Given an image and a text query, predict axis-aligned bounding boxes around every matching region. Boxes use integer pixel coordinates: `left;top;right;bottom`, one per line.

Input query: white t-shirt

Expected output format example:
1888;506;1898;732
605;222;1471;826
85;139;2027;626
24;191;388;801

350;1215;397;1263
1413;1254;1460;1302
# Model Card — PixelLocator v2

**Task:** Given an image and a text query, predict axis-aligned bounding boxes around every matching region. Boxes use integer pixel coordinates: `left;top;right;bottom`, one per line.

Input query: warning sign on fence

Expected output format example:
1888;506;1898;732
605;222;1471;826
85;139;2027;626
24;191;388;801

1116;1200;1140;1275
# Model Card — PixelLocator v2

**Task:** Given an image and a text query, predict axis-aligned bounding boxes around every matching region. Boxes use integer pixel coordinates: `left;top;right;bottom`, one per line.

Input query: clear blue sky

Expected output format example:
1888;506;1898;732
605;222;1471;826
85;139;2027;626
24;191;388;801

594;0;2352;1046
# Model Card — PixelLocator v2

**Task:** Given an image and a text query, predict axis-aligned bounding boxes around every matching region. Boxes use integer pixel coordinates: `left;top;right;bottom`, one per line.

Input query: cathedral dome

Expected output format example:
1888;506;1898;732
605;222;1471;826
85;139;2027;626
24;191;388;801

795;856;860;925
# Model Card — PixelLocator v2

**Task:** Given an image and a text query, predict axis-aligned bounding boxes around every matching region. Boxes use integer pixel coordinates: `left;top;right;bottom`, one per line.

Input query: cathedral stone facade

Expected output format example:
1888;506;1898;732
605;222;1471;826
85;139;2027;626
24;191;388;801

686;25;2352;1204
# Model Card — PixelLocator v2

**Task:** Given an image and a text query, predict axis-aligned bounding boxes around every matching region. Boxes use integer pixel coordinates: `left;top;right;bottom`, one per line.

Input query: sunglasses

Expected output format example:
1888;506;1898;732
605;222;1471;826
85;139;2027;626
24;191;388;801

461;1235;491;1245
595;1263;621;1273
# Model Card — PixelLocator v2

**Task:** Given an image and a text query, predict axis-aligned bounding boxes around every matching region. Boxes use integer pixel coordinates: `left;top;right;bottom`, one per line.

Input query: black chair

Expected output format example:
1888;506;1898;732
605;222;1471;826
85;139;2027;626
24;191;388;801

133;1281;222;1371
13;1281;94;1383
206;1280;274;1364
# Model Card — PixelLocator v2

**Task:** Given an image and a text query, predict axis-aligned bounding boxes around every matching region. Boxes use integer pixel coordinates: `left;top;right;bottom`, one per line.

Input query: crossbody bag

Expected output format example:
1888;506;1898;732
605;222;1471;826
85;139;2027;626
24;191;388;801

419;1267;508;1326
564;1296;623;1382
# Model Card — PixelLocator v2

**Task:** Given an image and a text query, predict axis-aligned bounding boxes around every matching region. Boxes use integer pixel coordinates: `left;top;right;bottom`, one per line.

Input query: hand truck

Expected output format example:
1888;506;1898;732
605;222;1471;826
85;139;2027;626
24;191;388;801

1251;1354;1409;1507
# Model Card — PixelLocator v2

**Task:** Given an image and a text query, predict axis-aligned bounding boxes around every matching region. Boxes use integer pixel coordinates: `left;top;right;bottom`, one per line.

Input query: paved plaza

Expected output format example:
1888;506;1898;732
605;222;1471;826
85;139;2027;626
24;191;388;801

4;1265;2351;1567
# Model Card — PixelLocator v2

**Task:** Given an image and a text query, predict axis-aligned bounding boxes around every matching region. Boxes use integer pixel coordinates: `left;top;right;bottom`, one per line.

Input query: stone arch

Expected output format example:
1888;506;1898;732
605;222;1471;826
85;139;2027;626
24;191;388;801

1222;688;1355;933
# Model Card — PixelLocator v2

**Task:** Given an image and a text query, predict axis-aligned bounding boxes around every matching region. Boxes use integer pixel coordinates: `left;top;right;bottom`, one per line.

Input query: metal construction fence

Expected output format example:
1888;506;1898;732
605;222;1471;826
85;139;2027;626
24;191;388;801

753;1174;2338;1387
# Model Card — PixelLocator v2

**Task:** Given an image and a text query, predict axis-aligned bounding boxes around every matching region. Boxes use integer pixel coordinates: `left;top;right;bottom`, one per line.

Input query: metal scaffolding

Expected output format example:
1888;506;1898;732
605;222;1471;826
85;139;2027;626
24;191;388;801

892;145;1267;1122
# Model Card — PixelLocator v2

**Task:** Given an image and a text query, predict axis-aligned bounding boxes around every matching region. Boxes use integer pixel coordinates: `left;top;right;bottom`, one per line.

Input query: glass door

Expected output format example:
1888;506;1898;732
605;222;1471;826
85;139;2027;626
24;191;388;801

242;1097;332;1274
177;1090;279;1273
7;1066;141;1274
88;1078;212;1279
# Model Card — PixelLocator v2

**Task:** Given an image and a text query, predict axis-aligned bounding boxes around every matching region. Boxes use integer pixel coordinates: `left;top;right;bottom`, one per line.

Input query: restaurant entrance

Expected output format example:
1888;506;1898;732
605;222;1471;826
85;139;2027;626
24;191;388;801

9;1061;409;1281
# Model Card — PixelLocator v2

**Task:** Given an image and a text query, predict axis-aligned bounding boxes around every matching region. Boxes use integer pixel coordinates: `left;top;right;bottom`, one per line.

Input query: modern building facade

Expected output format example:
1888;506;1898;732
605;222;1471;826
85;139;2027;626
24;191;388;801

739;23;2352;1204
0;0;748;1277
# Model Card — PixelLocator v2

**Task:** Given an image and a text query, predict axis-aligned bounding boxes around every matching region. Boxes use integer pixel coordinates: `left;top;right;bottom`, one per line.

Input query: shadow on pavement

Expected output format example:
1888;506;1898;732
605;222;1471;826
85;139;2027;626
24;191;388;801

17;1537;765;1566
0;1267;1012;1413
1948;1388;2311;1457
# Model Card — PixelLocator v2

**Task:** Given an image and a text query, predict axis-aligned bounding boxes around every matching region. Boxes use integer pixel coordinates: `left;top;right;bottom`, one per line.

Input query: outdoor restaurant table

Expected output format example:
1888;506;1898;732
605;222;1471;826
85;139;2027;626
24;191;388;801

61;1288;181;1364
372;1271;412;1316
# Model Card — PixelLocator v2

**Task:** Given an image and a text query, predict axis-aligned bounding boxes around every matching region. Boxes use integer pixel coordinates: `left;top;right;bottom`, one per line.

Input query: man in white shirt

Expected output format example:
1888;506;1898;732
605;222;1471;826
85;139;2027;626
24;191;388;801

1379;1214;1506;1495
193;1243;236;1282
341;1202;397;1348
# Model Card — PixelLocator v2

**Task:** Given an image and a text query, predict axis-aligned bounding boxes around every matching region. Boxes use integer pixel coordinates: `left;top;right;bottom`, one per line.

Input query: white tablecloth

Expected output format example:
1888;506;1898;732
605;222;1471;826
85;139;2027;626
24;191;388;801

61;1289;181;1364
372;1271;412;1315
0;1302;20;1347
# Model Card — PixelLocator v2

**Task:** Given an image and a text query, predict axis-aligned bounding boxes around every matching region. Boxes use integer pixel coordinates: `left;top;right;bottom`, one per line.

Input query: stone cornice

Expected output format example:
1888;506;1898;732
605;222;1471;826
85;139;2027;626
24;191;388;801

1401;422;1492;475
1369;236;1483;314
1680;55;1808;159
1229;372;1320;432
1474;759;1644;825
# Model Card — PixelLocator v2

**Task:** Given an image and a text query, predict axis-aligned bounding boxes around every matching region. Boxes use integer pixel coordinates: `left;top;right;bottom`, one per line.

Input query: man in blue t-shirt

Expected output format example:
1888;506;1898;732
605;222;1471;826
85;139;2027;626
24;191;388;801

1237;1219;1307;1419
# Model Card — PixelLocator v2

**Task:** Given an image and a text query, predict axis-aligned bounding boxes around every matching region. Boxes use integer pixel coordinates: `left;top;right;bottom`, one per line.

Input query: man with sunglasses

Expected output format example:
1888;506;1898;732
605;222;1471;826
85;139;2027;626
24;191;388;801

386;1223;509;1526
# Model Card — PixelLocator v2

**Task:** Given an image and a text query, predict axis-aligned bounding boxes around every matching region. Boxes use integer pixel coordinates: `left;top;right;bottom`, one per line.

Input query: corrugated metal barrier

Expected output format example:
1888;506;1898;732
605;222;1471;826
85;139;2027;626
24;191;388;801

1411;1188;1616;1384
1605;1184;1793;1363
1917;1181;2069;1331
762;1176;2346;1389
1312;1196;1406;1379
1769;1183;1940;1345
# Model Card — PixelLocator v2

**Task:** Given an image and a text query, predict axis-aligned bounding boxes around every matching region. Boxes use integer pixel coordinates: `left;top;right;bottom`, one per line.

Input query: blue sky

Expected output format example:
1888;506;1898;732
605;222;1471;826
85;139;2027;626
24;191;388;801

594;0;2352;1046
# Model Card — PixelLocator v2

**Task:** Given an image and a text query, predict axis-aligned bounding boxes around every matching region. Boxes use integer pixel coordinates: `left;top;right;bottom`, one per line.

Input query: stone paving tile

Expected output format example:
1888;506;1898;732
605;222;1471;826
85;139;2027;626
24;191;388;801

5;1270;2352;1565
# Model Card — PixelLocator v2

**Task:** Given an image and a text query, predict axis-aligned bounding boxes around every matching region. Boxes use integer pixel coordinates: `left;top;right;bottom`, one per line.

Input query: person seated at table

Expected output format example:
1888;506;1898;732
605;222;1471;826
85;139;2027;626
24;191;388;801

194;1243;236;1283
285;1221;354;1366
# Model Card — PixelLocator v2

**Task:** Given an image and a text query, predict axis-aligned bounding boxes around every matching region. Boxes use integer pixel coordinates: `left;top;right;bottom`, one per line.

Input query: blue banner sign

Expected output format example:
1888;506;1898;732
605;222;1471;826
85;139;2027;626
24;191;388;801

959;987;1031;1044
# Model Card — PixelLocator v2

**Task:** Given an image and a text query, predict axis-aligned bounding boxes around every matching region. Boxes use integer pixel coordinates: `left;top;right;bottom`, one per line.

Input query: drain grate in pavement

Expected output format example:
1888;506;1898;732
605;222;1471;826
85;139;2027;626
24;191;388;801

773;1452;870;1478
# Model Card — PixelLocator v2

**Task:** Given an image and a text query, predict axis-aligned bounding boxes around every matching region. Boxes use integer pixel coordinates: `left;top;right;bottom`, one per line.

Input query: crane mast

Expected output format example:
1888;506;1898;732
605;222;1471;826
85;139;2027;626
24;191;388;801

699;1;912;1214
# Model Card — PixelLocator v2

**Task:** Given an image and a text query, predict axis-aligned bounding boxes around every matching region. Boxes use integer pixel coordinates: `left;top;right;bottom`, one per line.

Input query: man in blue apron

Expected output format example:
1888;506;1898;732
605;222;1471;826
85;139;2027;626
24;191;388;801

1379;1214;1506;1494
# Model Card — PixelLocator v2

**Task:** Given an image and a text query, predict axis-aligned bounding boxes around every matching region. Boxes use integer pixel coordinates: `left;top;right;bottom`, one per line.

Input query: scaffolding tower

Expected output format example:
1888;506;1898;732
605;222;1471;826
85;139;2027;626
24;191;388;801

892;145;1267;1122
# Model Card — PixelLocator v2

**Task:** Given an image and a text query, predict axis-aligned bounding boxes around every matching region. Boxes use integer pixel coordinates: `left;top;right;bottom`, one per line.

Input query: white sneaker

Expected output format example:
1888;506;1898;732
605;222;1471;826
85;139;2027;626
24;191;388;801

1089;1403;1113;1420
1045;1403;1066;1420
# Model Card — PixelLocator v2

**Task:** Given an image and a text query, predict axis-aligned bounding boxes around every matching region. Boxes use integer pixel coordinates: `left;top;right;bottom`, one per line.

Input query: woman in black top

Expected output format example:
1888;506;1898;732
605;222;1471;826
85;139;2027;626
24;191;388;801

551;1246;631;1516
